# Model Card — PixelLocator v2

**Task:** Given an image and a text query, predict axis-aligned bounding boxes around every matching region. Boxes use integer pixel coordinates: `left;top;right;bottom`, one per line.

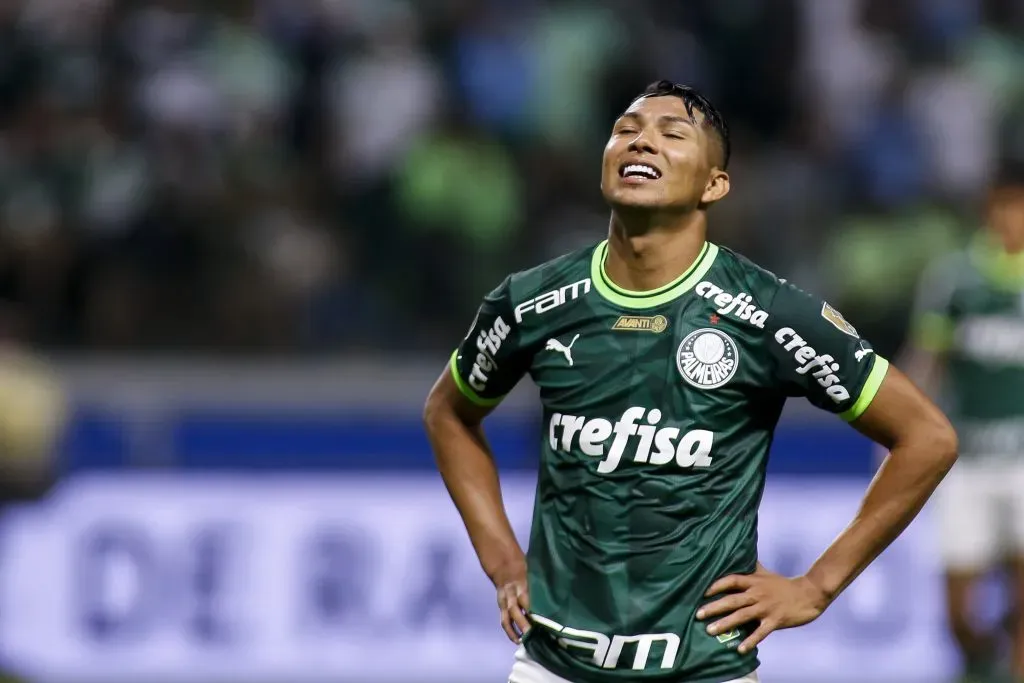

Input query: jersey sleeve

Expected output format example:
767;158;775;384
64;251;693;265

449;277;532;407
907;257;959;354
765;282;890;421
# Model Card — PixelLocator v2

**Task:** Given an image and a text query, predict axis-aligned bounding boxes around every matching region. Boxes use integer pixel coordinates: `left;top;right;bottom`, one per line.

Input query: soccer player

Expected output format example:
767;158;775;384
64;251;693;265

899;161;1024;683
423;80;958;683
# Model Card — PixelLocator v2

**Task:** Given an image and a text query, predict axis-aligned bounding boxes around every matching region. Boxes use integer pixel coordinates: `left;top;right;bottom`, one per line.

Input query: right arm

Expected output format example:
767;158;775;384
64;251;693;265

424;372;528;614
423;278;533;643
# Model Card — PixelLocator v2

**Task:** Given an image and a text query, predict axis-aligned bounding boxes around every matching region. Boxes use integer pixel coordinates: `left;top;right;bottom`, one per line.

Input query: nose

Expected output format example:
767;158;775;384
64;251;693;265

628;129;657;155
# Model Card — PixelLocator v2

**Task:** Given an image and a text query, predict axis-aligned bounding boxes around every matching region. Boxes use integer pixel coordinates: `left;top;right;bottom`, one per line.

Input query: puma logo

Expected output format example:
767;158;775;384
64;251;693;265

545;334;580;366
855;346;874;363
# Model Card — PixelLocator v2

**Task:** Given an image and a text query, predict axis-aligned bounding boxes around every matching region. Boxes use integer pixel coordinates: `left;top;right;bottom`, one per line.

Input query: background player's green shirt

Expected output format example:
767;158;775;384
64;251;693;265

451;240;889;683
910;234;1024;459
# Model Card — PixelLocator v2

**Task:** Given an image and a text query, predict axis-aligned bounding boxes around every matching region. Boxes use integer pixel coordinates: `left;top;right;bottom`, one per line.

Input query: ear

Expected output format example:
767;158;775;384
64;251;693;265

701;168;730;205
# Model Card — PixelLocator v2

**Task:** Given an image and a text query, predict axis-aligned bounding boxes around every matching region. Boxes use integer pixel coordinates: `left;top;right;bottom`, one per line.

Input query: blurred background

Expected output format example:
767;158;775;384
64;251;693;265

0;0;1021;681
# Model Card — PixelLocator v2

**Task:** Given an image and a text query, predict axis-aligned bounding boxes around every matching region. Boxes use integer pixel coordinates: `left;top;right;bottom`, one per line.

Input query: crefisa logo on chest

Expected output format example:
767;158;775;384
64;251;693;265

676;328;739;389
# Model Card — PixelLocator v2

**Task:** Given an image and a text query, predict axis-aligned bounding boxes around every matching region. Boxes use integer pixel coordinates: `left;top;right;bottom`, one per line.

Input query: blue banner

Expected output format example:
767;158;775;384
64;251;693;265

0;474;956;683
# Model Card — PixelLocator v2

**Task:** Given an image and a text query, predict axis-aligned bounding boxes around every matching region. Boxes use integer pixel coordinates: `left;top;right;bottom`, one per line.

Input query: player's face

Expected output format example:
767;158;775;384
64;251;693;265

601;96;729;211
989;186;1024;253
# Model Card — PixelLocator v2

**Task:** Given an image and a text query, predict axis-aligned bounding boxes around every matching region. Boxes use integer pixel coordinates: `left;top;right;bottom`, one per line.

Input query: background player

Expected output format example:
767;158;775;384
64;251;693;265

424;81;958;683
897;160;1024;683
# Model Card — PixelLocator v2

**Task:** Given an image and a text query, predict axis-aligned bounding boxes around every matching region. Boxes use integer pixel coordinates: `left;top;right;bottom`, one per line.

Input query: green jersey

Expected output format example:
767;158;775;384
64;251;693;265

910;234;1024;459
450;240;889;683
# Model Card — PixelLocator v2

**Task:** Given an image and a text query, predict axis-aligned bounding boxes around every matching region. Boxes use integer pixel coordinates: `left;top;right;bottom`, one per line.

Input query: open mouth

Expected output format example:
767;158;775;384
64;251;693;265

619;162;662;181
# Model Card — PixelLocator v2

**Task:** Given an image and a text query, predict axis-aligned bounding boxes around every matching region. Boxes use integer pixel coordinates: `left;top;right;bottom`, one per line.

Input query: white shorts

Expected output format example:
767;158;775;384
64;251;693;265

935;458;1024;572
507;645;760;683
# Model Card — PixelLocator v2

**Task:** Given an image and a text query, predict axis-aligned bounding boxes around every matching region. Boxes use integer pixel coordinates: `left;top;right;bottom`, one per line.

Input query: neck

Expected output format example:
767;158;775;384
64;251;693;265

604;209;708;292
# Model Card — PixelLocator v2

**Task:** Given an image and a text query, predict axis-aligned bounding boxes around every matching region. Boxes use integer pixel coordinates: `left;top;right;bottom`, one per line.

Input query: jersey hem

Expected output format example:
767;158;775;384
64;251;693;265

448;350;504;407
523;632;759;683
693;660;760;683
840;356;890;422
590;241;720;309
523;648;759;683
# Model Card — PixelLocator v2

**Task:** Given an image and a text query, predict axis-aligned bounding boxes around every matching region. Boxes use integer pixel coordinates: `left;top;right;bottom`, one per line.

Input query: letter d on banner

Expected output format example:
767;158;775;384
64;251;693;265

75;523;158;643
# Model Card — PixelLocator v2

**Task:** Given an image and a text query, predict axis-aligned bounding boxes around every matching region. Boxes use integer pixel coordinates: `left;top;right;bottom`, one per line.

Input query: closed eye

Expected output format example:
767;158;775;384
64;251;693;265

663;131;686;140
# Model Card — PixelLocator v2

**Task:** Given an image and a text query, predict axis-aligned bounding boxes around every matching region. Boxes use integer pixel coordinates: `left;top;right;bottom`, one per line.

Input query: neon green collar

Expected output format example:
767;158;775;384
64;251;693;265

590;240;719;309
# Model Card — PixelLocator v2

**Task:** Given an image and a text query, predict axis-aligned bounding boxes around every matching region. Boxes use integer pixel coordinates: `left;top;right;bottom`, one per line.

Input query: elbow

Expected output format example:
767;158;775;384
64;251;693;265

422;383;463;437
423;392;450;470
424;371;486;434
883;408;958;479
423;388;443;436
924;415;959;473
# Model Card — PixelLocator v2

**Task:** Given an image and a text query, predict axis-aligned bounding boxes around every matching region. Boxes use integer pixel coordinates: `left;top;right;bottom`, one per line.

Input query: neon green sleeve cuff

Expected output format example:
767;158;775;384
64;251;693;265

912;313;954;353
448;350;504;407
840;356;890;422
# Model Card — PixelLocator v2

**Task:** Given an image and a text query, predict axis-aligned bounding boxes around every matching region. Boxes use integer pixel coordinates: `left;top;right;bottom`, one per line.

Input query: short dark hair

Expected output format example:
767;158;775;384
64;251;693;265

631;80;731;170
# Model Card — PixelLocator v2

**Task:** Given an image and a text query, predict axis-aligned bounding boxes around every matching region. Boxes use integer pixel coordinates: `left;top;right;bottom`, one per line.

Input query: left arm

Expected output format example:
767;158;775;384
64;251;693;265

832;258;958;585
805;363;956;600
698;287;957;654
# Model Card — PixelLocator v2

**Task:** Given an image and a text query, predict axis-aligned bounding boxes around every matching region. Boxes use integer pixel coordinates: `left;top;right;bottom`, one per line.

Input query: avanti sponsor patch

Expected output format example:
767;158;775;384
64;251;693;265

611;315;669;333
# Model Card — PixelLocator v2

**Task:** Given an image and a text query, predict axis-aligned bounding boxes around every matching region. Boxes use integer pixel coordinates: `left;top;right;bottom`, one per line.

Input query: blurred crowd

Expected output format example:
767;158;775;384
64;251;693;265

0;0;1023;355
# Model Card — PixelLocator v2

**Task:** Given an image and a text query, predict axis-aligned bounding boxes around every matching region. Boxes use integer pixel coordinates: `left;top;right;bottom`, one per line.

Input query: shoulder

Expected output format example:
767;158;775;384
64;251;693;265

506;242;597;298
501;242;598;322
691;245;786;329
702;246;785;297
708;246;863;336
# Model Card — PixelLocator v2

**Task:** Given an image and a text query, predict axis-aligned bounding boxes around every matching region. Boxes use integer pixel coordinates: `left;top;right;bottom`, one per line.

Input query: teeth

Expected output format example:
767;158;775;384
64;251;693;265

623;164;659;179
